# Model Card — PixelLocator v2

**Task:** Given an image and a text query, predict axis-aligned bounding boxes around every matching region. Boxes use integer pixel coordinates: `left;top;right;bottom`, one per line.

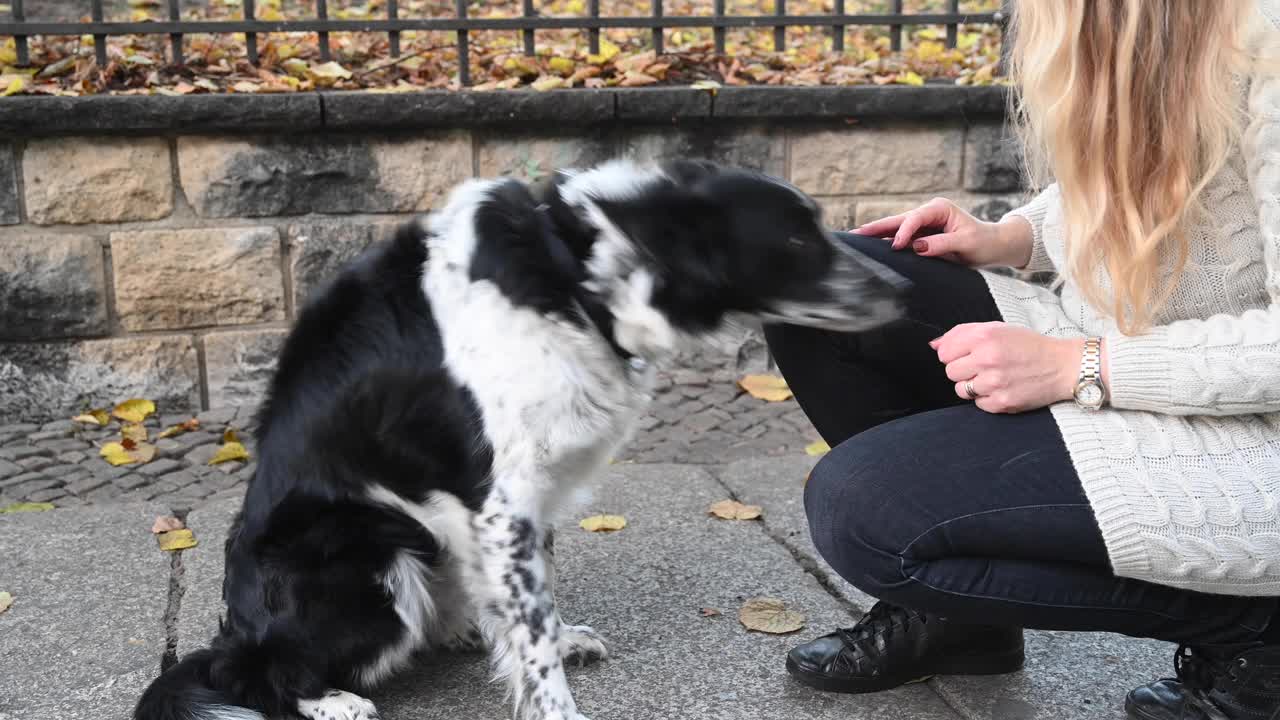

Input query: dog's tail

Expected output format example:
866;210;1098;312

133;647;264;720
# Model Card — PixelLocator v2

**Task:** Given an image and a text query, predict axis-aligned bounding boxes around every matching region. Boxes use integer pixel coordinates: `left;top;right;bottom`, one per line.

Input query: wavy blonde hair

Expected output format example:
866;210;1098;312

1007;0;1259;334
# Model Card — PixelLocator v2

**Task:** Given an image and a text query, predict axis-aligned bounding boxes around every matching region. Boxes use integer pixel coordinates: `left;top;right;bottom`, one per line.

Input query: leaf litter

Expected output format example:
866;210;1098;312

739;597;806;634
579;514;627;532
708;499;763;520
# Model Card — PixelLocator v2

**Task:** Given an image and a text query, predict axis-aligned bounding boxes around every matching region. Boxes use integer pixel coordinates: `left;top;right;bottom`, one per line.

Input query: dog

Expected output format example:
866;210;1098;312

133;158;907;720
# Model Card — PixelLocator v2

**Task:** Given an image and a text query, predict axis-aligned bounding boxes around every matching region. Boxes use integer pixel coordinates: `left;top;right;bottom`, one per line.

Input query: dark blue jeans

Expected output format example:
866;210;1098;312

763;233;1278;647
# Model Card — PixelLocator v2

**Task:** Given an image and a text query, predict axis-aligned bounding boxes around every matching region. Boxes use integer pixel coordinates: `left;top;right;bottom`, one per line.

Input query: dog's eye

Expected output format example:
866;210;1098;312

788;237;806;247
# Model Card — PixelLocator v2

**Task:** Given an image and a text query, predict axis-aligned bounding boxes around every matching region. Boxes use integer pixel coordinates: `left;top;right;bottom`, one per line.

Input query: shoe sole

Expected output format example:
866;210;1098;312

785;648;1026;694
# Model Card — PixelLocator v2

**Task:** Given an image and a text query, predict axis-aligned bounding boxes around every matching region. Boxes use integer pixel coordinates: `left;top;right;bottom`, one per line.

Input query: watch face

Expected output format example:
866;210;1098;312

1076;382;1105;408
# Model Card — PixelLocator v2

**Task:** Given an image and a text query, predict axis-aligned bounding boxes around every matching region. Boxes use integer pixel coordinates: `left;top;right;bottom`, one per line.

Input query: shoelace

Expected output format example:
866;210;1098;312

835;602;918;651
1175;645;1248;692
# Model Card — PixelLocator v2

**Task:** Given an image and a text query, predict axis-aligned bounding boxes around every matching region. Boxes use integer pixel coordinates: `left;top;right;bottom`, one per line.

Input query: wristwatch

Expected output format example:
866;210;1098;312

1073;337;1107;411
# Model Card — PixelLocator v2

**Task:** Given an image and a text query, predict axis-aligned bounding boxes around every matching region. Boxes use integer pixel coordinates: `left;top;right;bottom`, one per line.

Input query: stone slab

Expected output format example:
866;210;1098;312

621;124;787;178
0;142;17;225
179;465;960;720
23;137;173;225
323;89;616;128
615;87;713;121
203;328;288;409
0;503;170;719
0;234;109;340
713;85;1008;119
0;95;324;135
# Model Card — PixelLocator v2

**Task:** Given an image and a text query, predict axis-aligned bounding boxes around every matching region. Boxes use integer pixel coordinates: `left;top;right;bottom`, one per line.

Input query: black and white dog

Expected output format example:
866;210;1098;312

134;158;906;720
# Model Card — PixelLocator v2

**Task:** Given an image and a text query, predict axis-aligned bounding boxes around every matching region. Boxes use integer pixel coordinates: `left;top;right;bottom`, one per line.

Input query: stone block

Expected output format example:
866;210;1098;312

477;132;616;182
621;125;787;177
111;227;285;332
23;137;173;225
204;328;288;408
0;336;201;423
965;122;1026;193
177;133;471;217
287;221;395;308
0;235;108;340
817;197;858;232
790;124;964;195
0;142;17;225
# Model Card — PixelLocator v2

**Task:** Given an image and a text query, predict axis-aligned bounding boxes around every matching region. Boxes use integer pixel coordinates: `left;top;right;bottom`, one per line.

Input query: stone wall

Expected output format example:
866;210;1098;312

0;88;1026;421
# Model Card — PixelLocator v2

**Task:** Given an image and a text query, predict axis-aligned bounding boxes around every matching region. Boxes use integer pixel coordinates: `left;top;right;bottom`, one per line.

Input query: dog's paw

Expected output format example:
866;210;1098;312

298;690;381;720
558;624;609;666
439;623;487;654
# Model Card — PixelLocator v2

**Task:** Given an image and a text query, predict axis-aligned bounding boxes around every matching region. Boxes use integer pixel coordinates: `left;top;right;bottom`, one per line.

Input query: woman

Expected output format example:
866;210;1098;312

764;2;1280;718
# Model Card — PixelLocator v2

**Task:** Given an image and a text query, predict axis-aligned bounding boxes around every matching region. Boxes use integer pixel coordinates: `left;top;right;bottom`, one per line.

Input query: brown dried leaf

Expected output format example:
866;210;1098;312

151;515;185;534
708;499;763;521
157;418;200;439
579;514;627;532
739;597;806;635
700;607;721;617
156;528;198;551
121;422;148;444
737;374;793;403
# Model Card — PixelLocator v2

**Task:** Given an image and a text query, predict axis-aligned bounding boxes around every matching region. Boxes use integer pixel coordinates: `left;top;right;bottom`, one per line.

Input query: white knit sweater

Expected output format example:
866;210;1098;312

981;1;1280;596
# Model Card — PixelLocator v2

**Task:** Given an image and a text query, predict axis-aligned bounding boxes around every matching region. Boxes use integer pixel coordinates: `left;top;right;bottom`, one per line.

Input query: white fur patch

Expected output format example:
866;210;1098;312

193;705;264;720
297;690;380;720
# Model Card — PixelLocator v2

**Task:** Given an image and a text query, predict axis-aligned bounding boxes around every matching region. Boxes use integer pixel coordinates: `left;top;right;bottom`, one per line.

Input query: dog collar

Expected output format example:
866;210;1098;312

533;203;638;366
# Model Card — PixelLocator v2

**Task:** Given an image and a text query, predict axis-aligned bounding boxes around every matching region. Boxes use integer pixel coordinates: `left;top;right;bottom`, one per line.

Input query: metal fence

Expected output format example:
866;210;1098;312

0;1;1005;86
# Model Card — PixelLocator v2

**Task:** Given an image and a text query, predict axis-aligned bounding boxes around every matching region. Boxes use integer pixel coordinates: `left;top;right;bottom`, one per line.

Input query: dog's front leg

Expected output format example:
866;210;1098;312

541;529;608;666
475;489;588;720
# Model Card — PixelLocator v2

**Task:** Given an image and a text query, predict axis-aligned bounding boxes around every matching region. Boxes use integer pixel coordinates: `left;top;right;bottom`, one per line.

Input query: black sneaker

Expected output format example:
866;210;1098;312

1126;644;1280;720
785;601;1026;694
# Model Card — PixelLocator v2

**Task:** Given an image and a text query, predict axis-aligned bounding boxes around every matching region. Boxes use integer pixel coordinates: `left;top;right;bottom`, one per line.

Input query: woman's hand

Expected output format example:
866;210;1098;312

854;197;1034;269
931;322;1084;414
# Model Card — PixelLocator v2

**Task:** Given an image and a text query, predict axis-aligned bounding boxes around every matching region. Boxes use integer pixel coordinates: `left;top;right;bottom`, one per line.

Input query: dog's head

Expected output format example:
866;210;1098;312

557;159;909;356
425;158;907;361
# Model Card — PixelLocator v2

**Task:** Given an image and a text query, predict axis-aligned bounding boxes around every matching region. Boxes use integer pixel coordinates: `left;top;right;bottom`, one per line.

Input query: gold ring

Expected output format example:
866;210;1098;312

964;380;979;400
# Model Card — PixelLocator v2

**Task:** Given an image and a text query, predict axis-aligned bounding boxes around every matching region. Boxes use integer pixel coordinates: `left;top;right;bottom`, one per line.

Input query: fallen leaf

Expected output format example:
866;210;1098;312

579;514;627;532
157;418;200;439
548;56;575;76
690;79;721;94
112;398;156;424
2;76;24;96
739;597;806;634
151;515;185;534
231;80;260;93
738;374;793;402
0;502;54;514
708;499;763;521
531;75;566;91
587;37;621;64
72;409;110;426
122;422;148;444
100;440;156;466
896;70;925;86
281;58;310;78
156;528;198;551
804;440;830;457
0;591;11;614
618;71;658;87
700;607;721;617
209;430;249;465
308;60;352;86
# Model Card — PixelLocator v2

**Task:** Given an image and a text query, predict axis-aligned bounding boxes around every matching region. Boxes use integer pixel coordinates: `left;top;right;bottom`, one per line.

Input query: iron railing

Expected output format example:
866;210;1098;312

0;1;1006;86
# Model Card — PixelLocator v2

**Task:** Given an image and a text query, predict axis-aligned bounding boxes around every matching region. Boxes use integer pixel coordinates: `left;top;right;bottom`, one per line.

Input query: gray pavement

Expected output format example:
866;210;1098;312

0;461;1176;720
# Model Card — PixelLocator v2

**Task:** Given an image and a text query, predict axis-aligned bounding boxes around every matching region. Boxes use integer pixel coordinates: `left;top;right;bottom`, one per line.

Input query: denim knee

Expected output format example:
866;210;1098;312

803;446;908;599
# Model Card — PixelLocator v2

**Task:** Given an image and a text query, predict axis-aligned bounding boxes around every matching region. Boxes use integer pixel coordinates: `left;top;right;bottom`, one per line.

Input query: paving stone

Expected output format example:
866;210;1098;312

0;501;170;719
112;474;152;491
170;431;219;452
143;480;180;499
25;487;67;503
57;450;88;464
195;407;238;426
0;457;22;478
29;428;73;441
0;423;39;434
83;484;122;502
1;471;47;490
161;469;200;488
91;463;132;480
35;437;92;453
184;444;218;466
137;458;181;476
65;475;110;496
40;419;77;433
53;495;85;508
0;445;51;461
155;438;183;454
10;476;61;496
16;455;55;472
41;463;85;478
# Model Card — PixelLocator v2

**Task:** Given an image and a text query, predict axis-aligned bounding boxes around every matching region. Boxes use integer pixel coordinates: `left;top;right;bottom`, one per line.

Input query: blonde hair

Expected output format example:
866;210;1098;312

1007;0;1258;334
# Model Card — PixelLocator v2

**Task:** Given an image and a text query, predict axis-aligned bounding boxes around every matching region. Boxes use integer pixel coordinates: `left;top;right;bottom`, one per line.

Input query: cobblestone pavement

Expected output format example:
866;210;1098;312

0;358;818;510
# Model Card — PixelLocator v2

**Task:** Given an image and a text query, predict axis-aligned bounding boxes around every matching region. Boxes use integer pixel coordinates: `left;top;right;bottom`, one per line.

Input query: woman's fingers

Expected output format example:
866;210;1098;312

944;355;979;383
852;213;906;237
892;200;952;249
953;376;990;402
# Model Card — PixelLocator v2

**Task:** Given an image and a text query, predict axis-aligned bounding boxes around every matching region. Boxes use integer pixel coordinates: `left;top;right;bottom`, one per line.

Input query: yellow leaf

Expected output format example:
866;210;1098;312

915;40;945;62
896;71;925;86
804;440;830;457
971;64;995;86
209;440;249;465
112;398;156;424
156;528;198;551
690;79;721;94
502;55;540;78
258;5;284;20
231;80;260;93
0;39;15;66
587;38;620;65
282;58;309;78
129;9;154;22
152;515;185;534
222;428;240;443
122;422;148;444
0;502;55;513
274;43;299;59
579;514;627;532
308;61;352;86
739;597;806;635
157;418;200;439
737;374;793;402
100;440;156;466
548;56;575;76
958;32;981;51
708;499;763;521
2;76;24;97
917;27;942;40
564;0;584;13
0;591;11;614
531;75;566;91
72;409;110;426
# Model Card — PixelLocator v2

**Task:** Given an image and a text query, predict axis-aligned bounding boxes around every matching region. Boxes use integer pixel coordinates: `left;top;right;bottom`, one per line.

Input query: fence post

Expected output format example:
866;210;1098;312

316;0;331;61
651;0;663;55
889;0;903;52
945;0;959;48
588;0;600;55
244;0;258;64
713;0;725;54
166;0;182;64
831;0;844;53
774;0;785;52
388;0;400;58
90;0;107;67
522;0;535;57
455;0;470;86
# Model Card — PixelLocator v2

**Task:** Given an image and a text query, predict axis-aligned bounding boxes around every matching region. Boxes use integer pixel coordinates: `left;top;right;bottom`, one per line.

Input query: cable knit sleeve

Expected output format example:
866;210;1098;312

1106;60;1280;416
1000;183;1059;273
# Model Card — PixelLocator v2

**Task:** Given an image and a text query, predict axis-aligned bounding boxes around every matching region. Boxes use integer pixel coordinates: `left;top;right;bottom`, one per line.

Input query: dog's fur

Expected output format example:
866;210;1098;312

133;159;906;720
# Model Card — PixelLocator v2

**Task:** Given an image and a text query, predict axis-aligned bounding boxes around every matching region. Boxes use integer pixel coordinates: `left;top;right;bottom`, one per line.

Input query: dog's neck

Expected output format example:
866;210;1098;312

532;197;638;366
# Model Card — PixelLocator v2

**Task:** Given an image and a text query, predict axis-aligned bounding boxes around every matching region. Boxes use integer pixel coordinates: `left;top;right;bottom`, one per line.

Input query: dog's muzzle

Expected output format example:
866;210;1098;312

761;241;911;333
